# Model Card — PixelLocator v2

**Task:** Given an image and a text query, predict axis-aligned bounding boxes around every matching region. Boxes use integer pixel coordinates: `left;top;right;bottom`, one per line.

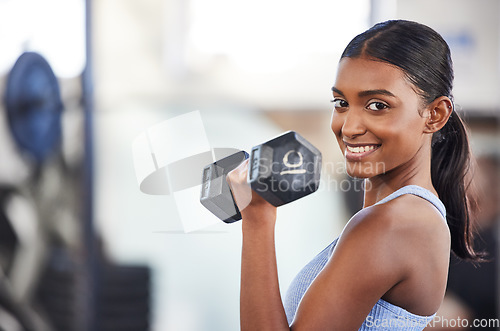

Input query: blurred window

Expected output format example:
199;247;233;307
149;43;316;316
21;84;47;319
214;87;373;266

187;0;370;73
0;0;85;78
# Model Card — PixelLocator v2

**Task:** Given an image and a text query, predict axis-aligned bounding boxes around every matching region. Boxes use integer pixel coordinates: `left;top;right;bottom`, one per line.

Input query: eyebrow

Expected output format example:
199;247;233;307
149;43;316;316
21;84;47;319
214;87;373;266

331;86;396;98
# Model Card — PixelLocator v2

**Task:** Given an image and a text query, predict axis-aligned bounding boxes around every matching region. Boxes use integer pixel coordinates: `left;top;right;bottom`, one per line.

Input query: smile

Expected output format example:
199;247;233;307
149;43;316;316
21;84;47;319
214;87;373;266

346;145;376;153
344;143;381;161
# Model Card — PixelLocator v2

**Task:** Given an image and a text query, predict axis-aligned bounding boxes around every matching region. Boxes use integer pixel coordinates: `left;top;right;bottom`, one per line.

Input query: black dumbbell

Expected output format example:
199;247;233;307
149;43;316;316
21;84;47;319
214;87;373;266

200;131;322;223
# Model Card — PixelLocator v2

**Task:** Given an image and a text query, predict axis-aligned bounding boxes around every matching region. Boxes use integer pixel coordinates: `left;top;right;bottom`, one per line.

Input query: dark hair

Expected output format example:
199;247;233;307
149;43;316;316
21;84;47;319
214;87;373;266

341;20;483;261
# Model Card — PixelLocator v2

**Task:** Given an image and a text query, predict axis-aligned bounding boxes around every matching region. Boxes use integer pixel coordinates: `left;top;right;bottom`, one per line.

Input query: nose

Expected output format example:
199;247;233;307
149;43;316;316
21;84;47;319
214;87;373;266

340;109;366;139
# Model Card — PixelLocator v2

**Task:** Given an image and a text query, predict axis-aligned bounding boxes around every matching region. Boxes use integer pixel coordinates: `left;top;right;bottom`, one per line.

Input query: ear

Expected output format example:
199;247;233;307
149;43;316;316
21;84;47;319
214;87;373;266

423;96;453;133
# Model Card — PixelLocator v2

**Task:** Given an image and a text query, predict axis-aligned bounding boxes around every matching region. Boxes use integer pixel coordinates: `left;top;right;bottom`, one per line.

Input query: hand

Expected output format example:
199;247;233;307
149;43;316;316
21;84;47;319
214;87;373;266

226;159;277;225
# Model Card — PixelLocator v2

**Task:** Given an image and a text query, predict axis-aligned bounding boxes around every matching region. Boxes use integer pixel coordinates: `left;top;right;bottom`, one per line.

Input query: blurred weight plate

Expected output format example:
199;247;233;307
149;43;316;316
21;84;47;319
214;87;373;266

5;52;63;164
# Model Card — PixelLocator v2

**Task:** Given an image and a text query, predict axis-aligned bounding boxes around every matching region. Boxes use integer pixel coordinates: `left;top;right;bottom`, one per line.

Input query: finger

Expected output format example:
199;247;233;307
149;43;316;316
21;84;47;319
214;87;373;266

227;160;253;212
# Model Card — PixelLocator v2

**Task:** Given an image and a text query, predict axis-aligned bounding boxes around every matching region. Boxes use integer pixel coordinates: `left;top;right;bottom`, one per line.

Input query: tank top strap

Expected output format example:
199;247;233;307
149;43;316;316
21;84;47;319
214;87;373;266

374;185;446;219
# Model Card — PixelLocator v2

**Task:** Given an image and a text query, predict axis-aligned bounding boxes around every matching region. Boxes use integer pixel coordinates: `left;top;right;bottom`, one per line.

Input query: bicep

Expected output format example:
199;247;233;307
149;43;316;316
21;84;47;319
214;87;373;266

290;222;404;330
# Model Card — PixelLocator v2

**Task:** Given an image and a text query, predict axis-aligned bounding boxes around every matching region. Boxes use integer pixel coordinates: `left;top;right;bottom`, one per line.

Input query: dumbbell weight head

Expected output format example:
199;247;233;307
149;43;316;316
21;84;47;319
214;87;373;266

248;131;321;207
200;151;248;223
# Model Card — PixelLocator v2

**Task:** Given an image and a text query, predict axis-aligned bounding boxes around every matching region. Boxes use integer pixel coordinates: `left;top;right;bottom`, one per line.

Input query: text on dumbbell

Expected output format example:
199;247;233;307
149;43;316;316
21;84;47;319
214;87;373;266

280;150;307;175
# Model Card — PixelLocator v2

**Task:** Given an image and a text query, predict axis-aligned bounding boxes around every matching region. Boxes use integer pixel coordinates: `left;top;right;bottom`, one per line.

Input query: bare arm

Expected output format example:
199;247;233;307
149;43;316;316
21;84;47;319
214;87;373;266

240;209;289;331
227;160;289;330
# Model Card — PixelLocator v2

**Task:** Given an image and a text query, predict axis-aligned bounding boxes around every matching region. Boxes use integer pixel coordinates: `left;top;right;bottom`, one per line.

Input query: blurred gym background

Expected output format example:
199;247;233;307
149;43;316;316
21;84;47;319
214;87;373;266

0;0;498;330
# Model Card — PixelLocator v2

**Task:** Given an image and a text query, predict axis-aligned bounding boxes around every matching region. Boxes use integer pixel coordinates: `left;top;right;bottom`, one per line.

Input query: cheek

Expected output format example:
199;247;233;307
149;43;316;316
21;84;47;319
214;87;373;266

380;112;426;142
330;112;343;137
330;113;345;149
379;124;424;163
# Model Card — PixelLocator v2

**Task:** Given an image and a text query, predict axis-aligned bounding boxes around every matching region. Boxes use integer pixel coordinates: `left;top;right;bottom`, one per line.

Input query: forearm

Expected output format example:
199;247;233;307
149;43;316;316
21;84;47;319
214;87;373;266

240;219;289;331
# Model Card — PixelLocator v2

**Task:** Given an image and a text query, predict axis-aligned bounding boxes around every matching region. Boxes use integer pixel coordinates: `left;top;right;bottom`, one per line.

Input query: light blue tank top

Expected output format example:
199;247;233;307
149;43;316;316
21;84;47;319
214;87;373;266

284;185;446;330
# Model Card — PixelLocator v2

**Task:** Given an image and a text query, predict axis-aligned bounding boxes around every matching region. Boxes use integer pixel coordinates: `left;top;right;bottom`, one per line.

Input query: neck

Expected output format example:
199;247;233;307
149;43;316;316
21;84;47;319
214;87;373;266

362;145;436;207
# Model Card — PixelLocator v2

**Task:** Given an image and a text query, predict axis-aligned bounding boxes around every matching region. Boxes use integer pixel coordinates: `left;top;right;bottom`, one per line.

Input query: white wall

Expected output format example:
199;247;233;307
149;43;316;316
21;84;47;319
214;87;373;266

395;0;500;112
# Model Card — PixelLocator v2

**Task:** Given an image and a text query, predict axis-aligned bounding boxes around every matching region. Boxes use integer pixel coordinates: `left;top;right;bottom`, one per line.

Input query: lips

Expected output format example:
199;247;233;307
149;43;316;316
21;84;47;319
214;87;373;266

343;142;381;161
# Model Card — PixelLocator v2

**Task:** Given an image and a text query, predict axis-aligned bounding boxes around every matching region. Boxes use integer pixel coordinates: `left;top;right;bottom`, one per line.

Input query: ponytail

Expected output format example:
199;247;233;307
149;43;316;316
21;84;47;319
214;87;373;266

431;110;484;261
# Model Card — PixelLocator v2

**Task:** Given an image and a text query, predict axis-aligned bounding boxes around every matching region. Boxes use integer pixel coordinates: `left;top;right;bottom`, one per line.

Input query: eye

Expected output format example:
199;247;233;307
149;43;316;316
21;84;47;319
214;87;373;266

331;98;349;109
367;101;388;111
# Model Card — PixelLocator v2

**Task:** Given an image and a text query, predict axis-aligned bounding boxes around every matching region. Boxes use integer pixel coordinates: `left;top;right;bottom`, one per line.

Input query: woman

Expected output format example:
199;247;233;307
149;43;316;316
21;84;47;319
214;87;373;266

227;20;482;330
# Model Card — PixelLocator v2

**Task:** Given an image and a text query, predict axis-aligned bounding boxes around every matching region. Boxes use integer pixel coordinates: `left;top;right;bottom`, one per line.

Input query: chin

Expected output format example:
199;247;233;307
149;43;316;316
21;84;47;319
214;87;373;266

345;161;384;179
347;172;367;179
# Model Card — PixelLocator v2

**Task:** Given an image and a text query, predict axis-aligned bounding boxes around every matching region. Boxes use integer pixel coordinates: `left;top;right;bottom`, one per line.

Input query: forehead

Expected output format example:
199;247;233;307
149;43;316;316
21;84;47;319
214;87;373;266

334;57;413;94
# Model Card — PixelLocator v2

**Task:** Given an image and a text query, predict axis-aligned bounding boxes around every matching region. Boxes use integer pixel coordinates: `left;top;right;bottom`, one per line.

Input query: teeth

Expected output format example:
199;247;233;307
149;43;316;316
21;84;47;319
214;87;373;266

347;145;376;153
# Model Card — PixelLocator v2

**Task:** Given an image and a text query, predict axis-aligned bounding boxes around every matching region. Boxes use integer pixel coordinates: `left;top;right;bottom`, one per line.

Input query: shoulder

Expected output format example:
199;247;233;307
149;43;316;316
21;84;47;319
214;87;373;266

337;193;450;271
346;193;447;234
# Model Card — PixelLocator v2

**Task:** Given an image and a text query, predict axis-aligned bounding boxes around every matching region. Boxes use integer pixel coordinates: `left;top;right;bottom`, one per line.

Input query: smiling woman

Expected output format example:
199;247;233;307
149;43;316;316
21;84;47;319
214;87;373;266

226;20;485;331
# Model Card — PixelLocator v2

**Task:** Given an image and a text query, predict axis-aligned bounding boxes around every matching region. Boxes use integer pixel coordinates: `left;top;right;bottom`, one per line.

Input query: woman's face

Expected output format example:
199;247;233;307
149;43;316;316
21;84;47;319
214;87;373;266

330;57;430;179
